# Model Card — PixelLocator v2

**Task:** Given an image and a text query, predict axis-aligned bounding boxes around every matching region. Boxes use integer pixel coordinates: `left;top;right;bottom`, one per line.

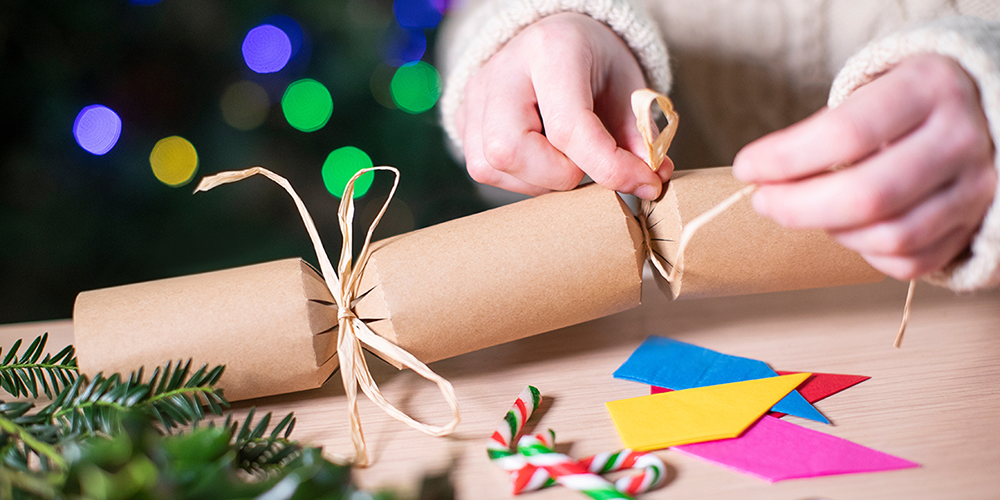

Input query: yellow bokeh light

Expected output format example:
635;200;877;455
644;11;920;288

150;136;199;187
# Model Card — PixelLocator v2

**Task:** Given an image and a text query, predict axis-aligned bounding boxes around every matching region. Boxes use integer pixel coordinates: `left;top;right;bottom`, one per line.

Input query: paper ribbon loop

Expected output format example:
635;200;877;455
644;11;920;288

195;166;460;467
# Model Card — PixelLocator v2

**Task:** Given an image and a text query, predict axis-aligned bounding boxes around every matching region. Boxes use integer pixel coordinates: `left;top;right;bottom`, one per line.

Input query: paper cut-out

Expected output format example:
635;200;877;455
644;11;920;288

672;415;918;482
615;336;828;423
606;373;809;451
652;371;870;419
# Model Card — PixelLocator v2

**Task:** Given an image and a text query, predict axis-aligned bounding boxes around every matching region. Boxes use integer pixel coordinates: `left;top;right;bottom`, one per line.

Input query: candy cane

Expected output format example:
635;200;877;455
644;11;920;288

489;386;667;497
578;450;666;495
517;433;630;500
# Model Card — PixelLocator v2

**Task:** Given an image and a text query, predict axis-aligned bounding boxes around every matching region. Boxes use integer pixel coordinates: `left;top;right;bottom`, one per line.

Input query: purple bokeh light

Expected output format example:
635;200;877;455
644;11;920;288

73;105;122;156
242;24;292;74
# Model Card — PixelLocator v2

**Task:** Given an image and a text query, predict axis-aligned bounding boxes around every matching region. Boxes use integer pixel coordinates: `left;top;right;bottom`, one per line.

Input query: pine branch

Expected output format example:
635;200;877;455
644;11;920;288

226;407;301;473
35;360;229;439
0;333;78;400
0;412;66;470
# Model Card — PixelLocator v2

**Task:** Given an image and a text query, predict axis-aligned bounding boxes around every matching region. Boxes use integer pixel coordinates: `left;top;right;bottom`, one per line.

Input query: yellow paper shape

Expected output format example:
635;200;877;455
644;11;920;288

606;373;810;451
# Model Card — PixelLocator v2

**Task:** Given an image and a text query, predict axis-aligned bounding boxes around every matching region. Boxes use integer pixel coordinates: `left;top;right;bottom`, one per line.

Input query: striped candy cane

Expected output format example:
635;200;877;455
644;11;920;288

578;450;666;495
517;433;631;500
489;387;667;497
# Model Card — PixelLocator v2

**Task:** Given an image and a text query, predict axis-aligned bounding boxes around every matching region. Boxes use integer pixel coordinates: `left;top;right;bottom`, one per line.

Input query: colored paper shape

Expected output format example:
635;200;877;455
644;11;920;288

652;371;870;419
768;371;870;418
606;373;810;451
673;415;918;482
615;336;828;423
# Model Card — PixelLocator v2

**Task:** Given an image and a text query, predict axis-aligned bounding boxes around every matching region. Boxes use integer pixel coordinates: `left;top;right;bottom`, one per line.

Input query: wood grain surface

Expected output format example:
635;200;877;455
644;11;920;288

4;275;998;499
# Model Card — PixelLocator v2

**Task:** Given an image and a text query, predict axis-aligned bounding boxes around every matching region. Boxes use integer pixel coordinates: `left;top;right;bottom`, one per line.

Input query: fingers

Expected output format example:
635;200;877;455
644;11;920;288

455;13;666;200
831;162;996;279
534;55;663;199
461;70;552;196
733;55;940;184
750;100;988;230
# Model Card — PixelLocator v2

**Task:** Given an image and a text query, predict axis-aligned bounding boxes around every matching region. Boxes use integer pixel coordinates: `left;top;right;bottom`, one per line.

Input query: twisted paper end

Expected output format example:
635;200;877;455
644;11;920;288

196;166;460;467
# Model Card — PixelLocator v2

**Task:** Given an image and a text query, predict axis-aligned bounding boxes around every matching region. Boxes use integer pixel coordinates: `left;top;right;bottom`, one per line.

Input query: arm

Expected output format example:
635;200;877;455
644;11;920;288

437;0;673;199
733;17;1000;291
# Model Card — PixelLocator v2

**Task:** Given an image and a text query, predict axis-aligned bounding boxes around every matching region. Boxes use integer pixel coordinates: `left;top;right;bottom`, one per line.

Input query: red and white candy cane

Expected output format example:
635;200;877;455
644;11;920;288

488;386;667;497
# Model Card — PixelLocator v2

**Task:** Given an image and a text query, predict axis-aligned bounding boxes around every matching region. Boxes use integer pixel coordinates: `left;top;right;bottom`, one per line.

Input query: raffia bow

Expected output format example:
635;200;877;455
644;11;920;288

194;166;460;467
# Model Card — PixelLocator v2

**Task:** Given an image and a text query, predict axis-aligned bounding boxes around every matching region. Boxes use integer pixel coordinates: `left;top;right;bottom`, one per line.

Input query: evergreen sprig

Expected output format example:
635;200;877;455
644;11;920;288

0;334;453;499
0;333;77;399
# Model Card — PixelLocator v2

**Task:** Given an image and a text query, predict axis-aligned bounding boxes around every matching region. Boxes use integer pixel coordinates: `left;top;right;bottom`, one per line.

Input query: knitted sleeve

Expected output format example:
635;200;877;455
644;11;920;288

437;0;672;152
829;16;1000;291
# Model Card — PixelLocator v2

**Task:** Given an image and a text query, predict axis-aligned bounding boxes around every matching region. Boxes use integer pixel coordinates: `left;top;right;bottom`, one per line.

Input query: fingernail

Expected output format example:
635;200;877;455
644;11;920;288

636;184;659;200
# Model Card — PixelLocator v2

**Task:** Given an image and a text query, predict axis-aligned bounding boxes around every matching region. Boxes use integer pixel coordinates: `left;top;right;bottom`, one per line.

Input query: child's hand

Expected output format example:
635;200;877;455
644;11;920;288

733;54;997;280
455;13;672;200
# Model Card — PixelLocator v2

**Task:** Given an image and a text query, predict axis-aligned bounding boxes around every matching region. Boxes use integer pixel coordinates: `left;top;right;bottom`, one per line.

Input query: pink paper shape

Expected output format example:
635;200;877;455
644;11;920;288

672;416;918;482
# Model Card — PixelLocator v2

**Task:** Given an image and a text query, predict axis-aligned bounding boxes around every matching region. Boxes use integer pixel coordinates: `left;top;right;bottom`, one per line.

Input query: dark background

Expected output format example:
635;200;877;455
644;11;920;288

0;0;486;323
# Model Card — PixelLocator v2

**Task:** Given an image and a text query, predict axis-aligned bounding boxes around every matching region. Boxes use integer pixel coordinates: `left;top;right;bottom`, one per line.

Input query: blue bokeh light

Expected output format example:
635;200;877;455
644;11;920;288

393;0;443;29
242;24;292;74
261;15;305;58
73;105;122;156
382;26;426;67
128;0;162;5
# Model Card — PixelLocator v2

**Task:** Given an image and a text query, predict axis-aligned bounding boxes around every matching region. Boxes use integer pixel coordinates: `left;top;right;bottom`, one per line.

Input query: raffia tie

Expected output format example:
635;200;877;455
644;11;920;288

194;166;460;467
630;89;915;348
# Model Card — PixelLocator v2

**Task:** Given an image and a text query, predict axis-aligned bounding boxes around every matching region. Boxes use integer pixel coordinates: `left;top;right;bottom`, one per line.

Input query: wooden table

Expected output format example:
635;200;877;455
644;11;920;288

3;276;998;499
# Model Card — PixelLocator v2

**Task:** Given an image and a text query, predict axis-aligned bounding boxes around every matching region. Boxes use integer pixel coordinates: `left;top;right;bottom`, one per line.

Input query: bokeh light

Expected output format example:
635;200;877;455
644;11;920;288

393;0;443;29
322;146;374;199
261;15;305;59
150;136;198;187
128;0;162;4
382;26;426;66
73;105;122;155
220;81;270;131
390;61;442;114
281;79;333;132
242;24;292;74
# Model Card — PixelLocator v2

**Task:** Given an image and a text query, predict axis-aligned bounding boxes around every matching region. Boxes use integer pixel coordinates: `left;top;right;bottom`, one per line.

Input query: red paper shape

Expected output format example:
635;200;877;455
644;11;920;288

652;371;869;418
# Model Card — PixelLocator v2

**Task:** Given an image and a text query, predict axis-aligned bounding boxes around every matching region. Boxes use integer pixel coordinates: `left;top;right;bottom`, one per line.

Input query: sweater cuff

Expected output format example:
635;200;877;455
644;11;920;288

829;16;1000;292
438;0;672;152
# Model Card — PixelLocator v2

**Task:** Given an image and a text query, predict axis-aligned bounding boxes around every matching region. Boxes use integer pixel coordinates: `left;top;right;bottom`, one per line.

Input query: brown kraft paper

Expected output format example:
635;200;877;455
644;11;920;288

73;182;644;398
73;259;339;401
353;182;645;365
645;166;885;300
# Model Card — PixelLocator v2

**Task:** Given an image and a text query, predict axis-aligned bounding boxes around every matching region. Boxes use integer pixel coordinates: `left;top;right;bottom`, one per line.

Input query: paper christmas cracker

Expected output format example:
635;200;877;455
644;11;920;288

74;168;881;400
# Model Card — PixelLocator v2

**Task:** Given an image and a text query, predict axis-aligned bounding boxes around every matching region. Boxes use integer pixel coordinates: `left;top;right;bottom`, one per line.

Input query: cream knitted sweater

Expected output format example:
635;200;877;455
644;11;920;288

437;0;1000;292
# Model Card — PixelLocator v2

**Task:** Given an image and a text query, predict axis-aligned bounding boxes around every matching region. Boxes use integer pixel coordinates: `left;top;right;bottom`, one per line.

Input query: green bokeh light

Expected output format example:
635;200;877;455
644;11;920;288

390;61;441;114
281;79;333;132
322;146;374;199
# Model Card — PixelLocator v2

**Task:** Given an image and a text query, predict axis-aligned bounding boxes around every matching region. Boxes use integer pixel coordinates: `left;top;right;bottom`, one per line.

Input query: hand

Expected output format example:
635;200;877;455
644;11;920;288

733;54;997;280
455;13;672;200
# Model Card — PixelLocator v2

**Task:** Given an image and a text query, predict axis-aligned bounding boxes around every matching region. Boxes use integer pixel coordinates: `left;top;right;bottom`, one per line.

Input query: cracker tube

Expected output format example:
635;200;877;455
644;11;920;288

643;166;885;299
352;182;645;365
73;259;339;402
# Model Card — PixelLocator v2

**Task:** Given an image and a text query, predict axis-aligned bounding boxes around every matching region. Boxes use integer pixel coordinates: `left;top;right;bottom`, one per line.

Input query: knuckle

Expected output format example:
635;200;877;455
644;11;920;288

829;111;873;155
465;157;499;186
481;136;519;173
847;183;891;221
544;119;576;149
875;226;918;255
913;55;973;104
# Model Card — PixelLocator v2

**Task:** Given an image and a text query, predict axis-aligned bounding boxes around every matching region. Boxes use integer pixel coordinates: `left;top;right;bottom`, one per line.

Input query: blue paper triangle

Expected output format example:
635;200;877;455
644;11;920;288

613;336;829;424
